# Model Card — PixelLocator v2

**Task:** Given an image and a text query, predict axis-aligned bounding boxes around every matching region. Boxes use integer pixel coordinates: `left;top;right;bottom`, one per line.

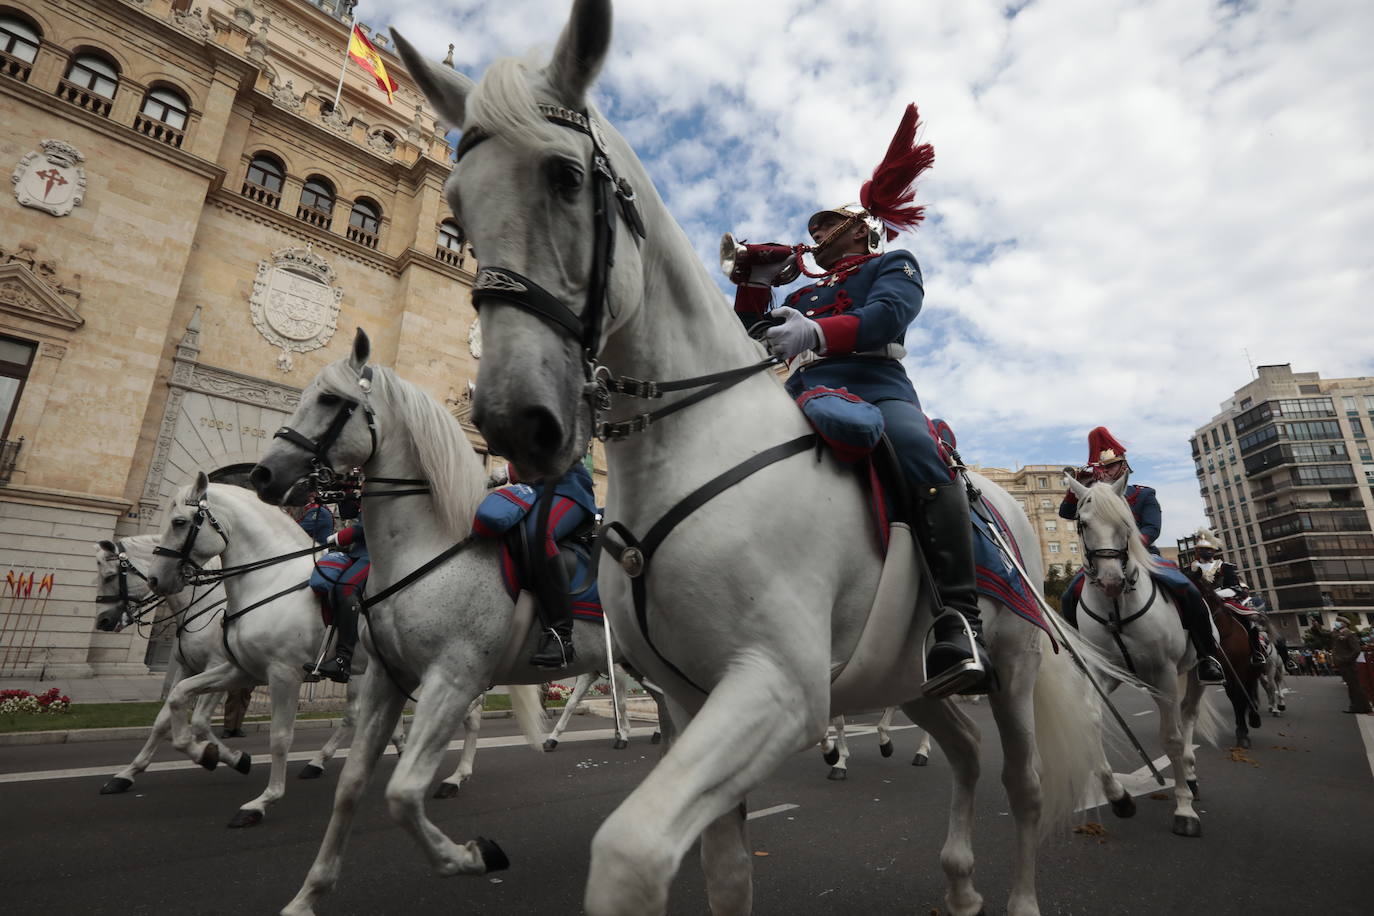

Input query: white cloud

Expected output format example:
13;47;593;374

376;0;1374;545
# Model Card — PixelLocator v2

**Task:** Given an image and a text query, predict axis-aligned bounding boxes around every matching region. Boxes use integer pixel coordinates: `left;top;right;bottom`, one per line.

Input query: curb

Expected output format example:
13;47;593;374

0;709;517;747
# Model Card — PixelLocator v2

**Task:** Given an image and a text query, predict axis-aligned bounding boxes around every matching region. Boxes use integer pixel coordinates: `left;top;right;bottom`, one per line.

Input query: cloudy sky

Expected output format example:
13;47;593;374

370;0;1374;545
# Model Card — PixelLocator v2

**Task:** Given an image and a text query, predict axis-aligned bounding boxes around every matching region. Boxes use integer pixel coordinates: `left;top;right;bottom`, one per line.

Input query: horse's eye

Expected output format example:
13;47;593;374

171;517;187;528
550;160;583;192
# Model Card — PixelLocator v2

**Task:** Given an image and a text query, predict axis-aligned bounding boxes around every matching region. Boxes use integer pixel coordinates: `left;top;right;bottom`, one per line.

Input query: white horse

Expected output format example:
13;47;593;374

820;708;932;780
391;6;1123;914
1064;474;1223;837
250;333;640;916
1260;638;1289;717
544;667;636;751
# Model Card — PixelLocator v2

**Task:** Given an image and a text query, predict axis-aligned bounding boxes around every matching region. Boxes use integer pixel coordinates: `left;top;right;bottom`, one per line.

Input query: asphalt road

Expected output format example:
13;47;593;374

1;676;1369;915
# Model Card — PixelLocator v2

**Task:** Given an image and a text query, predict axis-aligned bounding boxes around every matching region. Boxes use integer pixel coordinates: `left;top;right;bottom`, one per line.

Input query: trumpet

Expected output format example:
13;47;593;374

719;233;804;287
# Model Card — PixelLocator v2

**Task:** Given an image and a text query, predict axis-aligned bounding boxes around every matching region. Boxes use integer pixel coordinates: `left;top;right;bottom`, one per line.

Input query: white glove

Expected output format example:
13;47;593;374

326;533;340;548
763;307;823;361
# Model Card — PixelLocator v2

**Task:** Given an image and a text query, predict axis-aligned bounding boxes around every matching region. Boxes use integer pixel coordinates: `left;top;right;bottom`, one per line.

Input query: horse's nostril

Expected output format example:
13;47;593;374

521;406;564;458
249;465;272;492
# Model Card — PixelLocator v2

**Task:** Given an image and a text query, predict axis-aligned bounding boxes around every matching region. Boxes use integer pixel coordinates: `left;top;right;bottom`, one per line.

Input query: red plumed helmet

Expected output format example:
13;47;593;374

858;103;936;241
1086;426;1128;466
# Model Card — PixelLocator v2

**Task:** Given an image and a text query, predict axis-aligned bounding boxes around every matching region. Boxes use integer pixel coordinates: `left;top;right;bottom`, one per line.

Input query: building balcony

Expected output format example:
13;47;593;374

435;245;468;269
295;205;333;231
0;47;32;83
346;224;378;249
240;181;281;209
54;78;113;118
133;113;186;149
1255;500;1365;522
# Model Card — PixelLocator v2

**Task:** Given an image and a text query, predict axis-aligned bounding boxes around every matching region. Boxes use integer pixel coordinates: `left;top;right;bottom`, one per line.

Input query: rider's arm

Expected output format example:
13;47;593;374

1058;494;1079;520
812;251;923;355
1135;489;1161;546
336;524;363;549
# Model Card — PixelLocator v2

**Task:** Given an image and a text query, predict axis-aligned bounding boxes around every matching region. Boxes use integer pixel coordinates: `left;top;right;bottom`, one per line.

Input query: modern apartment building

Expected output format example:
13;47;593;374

1190;364;1374;638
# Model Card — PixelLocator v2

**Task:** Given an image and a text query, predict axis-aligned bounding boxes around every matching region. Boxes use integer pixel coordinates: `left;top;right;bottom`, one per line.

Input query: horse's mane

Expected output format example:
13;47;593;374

465;56;560;150
315;360;485;541
203;483;313;548
1077;482;1161;574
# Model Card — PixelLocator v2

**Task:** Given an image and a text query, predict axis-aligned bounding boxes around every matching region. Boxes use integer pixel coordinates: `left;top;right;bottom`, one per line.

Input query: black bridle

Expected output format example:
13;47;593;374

96;548;162;630
273;366;378;486
152;497;230;579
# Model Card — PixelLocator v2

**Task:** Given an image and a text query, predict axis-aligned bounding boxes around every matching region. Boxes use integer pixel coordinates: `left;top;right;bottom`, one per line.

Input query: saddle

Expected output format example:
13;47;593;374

501;516;603;622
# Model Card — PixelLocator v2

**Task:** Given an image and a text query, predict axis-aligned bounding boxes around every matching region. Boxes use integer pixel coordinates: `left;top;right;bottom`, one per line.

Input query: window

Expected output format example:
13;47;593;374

297;176;335;228
1039;497;1051;509
0;14;40;67
1069;542;1078;553
1352;418;1366;439
1365;396;1374;412
1049;542;1060;554
436;219;466;265
64;52;119;98
347;198;381;248
140;86;189;129
1044;519;1057;532
1037;476;1048;489
1343;396;1358;414
242;153;284;207
1;336;37;440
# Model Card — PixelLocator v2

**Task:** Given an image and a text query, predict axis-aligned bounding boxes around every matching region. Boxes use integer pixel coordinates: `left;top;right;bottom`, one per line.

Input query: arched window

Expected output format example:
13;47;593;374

297;176;335;228
436;219;466;266
58;51;118;116
347;198;381;248
0;14;40;81
242;152;284;207
141;86;189;129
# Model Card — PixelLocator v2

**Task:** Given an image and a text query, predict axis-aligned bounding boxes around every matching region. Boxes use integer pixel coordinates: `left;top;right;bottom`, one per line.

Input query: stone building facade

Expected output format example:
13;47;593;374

1191;364;1374;640
0;0;551;677
969;464;1081;578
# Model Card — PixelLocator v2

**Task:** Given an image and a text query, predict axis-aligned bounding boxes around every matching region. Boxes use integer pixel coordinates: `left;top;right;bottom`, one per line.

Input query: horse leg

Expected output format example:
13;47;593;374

611;666;633;748
301;692;353;780
385;673;498;876
1178;672;1205;802
229;668;299;827
876;706;896;758
584;664;823;916
1157;682;1201;837
434;695;483;799
1227;682;1250;749
545;672;592;751
827;715;850;780
102;683;182;794
987;642;1045;916
902;697;984;916
281;664;406;916
700;802;752;915
165;663;242;769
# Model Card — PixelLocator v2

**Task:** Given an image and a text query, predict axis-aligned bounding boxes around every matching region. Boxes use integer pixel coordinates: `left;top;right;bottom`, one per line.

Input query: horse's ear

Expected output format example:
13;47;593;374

546;0;612;110
191;471;209;503
96;539;117;557
349;327;371;374
390;29;473;130
1064;472;1089;500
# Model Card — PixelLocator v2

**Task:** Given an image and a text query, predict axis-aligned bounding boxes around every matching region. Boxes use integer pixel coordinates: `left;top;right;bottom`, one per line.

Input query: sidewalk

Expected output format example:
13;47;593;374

0;673;167;703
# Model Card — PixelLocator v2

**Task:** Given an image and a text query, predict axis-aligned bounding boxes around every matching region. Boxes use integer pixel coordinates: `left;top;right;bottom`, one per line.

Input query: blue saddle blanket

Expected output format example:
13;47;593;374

971;503;1055;646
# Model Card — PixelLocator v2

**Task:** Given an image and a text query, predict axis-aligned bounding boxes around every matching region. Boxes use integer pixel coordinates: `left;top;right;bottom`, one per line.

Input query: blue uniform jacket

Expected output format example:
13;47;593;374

531;461;597;519
299;503;334;546
1059;484;1161;549
736;250;925;405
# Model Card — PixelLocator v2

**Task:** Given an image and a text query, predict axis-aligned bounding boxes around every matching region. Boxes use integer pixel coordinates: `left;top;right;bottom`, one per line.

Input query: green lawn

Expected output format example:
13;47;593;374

0;692;557;733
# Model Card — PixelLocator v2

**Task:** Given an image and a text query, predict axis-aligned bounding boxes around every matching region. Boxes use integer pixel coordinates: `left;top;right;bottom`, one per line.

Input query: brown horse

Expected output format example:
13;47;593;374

1190;575;1264;748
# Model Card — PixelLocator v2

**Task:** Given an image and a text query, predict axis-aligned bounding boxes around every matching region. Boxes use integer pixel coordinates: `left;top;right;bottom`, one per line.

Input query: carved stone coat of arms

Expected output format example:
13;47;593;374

249;246;344;370
12;140;87;217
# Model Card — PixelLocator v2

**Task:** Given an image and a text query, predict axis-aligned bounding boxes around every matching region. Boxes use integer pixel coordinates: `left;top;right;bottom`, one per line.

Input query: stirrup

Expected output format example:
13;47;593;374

530;629;572;669
920;612;988;700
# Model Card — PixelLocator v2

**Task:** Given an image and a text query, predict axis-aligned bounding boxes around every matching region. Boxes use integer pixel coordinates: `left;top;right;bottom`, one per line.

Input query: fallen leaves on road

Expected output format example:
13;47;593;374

1227;747;1260;766
1148;792;1171;800
1073;822;1107;844
753;851;769;857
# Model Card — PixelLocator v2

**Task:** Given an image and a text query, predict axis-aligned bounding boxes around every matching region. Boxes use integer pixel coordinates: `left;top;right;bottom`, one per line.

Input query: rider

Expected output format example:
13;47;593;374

473;460;597;669
305;514;369;684
1190;530;1267;667
1058;427;1225;685
298;491;334;547
729;104;990;698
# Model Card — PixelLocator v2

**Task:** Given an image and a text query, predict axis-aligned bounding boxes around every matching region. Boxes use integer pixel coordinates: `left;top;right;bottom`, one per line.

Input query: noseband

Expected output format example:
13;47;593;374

96;549;157;627
1076;520;1139;591
152;497;229;579
272;366;378;485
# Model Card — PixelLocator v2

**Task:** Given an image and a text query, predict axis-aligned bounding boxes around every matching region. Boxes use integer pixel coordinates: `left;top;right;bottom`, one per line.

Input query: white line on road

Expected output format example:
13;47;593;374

747;803;799;820
1357;712;1374;782
1132;710;1154;717
0;726;657;785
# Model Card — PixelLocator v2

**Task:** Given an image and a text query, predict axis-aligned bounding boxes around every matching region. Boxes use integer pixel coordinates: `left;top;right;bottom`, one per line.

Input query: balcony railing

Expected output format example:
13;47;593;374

0;437;23;486
1255;500;1365;523
346;224;378;249
0;47;32;83
296;205;332;230
240;181;281;209
55;78;113;117
133;113;186;149
435;246;466;269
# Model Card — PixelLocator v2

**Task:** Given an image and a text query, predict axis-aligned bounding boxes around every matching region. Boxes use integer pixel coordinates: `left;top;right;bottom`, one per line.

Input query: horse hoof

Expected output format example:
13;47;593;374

1110;793;1137;818
1172;815;1202;838
297;763;325;780
227;808;263;829
99;777;133;795
233;753;252;775
475;836;509;873
612;738;629;750
822;746;841;766
912;753;929;767
827;766;847;781
433;782;460;800
650;731;662;744
542;738;558;752
1186;779;1199;800
879;739;894;758
198;743;220;771
1278;704;1286;712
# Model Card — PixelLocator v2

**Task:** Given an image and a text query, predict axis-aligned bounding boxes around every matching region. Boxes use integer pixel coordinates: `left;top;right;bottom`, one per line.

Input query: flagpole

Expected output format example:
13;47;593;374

331;24;352;112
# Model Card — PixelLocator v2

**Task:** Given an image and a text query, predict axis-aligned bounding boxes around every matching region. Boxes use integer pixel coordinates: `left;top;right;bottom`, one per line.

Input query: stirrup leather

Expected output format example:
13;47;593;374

920;611;987;700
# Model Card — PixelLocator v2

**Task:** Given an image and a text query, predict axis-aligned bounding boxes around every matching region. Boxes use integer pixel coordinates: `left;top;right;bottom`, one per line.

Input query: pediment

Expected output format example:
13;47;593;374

0;262;85;331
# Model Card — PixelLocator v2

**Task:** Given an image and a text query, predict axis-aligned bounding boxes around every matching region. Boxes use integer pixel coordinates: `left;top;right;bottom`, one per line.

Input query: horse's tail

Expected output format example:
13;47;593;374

1031;623;1136;835
506;684;548;751
1190;680;1225;748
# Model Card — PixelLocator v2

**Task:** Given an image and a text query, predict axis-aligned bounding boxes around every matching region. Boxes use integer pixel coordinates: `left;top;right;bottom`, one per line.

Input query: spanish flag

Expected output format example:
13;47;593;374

348;26;397;104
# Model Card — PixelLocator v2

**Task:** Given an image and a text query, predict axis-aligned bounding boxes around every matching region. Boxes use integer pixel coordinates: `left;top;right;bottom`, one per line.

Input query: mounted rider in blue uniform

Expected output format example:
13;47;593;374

305;515;369;684
1058;427;1224;685
1189;530;1268;667
730;104;990;698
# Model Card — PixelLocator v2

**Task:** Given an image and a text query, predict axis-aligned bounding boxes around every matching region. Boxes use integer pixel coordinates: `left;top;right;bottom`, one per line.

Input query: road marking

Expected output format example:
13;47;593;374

1132;710;1154;717
1076;747;1205;812
0;726;657;785
747;803;799;820
1357;713;1374;782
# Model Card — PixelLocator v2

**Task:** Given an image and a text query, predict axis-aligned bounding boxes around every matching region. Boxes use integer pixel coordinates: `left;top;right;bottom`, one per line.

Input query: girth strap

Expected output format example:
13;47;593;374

599;434;818;696
1080;576;1158;675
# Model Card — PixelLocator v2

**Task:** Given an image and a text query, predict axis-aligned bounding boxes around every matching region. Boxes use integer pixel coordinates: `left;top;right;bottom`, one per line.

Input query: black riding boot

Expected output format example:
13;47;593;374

310;593;359;684
915;481;993;698
1245;620;1267;667
1179;589;1224;684
530;554;576;669
1059;582;1081;629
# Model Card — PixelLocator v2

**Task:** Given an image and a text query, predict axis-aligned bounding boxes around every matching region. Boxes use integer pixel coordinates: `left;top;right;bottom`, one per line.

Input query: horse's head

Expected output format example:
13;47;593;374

148;471;227;595
393;0;647;478
1064;470;1142;599
93;538;142;632
251;328;379;505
